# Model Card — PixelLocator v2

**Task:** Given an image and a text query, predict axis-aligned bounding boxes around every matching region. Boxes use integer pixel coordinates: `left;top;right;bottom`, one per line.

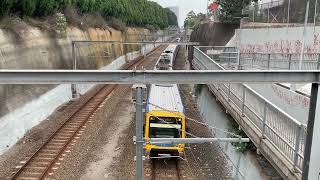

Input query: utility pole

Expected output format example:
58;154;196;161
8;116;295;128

302;83;320;180
71;42;78;98
132;85;146;180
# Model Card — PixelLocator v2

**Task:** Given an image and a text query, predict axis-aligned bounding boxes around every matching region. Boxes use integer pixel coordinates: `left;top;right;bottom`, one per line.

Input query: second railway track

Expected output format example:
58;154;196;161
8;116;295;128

10;43;168;180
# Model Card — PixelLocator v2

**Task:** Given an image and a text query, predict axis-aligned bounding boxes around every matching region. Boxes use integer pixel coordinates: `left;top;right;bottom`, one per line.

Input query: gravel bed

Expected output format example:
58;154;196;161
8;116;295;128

0;85;104;179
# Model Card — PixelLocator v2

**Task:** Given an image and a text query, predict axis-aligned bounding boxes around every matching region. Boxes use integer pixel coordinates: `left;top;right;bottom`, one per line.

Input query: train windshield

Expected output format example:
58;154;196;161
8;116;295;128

149;116;182;138
149;127;180;138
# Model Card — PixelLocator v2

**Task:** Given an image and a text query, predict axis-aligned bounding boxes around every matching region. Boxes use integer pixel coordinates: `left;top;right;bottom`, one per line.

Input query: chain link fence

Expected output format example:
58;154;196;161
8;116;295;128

242;0;320;27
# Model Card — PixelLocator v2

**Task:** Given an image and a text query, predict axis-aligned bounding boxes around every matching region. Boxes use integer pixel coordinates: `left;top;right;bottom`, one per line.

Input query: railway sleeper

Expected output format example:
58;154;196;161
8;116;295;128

27;160;51;166
41;149;60;154
15;176;40;180
18;170;43;177
49;141;66;146
43;145;64;150
56;131;75;136
34;156;55;161
51;139;68;143
60;127;78;130
23;166;47;172
37;154;57;158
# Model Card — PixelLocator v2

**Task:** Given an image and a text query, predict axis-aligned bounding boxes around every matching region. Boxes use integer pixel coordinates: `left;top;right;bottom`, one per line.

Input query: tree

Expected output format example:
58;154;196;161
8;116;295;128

0;0;175;29
35;0;57;16
184;11;205;28
0;0;14;16
218;0;257;24
17;0;37;16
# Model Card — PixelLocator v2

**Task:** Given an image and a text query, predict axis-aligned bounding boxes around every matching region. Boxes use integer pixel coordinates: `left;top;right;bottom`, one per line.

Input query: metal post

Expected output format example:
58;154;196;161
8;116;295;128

268;2;270;25
288;54;292;70
134;85;144;180
228;53;231;67
252;6;255;23
314;0;318;26
143;44;146;60
237;11;243;68
267;54;271;70
140;44;143;56
317;53;320;70
242;86;246;116
71;42;77;98
299;1;310;70
262;102;268;138
287;0;291;28
124;30;129;63
293;124;302;171
112;43;116;60
302;83;318;180
153;32;156;48
228;83;231;102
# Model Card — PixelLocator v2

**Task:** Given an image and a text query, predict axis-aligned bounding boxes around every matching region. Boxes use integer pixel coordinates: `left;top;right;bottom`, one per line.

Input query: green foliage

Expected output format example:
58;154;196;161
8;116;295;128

55;12;67;36
0;0;14;16
228;117;256;153
0;0;177;29
35;0;57;16
18;0;37;16
184;11;205;28
218;0;257;24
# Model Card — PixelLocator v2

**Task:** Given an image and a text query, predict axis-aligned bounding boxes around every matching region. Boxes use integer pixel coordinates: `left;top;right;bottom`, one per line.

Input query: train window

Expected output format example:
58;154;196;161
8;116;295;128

149;128;180;138
149;116;181;124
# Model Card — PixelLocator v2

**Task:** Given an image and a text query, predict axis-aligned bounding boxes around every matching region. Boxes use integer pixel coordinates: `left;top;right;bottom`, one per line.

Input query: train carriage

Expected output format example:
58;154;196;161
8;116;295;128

144;44;185;158
144;84;186;157
155;44;179;70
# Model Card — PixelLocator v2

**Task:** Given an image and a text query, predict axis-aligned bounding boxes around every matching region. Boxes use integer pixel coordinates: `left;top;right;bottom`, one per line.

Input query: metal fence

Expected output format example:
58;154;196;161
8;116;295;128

242;0;320;27
198;46;320;70
193;46;306;172
239;53;320;70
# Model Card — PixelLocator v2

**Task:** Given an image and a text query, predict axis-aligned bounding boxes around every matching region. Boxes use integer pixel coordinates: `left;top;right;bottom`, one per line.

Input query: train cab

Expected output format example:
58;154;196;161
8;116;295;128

144;84;186;158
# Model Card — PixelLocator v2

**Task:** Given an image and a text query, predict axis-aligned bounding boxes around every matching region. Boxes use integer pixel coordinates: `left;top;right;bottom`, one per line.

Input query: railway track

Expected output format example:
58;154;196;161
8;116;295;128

9;43;167;180
144;158;181;180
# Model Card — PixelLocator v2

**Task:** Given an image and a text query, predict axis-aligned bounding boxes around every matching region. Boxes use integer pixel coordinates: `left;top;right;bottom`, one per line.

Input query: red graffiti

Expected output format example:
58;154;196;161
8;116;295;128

240;32;320;55
271;84;310;108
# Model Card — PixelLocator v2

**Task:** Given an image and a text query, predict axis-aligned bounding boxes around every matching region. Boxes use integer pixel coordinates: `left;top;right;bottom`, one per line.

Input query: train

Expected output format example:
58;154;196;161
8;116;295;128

154;44;179;70
144;43;186;158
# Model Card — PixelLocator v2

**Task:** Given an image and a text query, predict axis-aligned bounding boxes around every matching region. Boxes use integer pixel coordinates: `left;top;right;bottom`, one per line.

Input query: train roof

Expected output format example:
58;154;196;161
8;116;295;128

146;84;184;113
163;44;178;53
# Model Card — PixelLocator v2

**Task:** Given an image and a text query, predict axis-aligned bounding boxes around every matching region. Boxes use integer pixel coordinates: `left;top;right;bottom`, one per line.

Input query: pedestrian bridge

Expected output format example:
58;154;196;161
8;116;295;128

193;46;307;180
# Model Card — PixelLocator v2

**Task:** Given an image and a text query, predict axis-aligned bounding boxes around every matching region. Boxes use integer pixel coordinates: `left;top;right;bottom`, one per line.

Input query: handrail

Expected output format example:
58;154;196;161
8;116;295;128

195;46;306;127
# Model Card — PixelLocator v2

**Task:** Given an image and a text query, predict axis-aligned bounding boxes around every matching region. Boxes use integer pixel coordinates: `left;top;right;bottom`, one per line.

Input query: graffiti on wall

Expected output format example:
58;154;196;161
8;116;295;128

271;84;310;108
240;32;320;55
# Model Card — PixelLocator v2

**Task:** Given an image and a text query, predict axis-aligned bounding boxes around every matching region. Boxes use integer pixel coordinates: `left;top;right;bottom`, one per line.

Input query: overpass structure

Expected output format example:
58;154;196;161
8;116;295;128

1;46;319;179
192;46;319;179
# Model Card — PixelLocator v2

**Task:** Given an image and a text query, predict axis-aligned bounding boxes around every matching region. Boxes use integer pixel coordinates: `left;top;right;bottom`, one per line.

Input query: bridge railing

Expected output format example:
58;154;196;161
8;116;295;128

193;46;307;172
198;46;320;70
239;53;320;70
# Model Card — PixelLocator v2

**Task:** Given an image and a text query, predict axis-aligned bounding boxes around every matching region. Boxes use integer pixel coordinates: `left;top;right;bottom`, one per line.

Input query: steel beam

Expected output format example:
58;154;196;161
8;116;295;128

72;40;199;45
147;138;250;144
1;70;320;84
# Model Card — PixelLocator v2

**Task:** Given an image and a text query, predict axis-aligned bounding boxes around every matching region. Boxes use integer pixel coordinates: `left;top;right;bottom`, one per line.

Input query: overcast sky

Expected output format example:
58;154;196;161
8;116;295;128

150;0;208;27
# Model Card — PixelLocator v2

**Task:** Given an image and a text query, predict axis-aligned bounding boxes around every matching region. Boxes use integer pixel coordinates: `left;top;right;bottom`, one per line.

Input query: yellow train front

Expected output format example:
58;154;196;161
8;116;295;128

144;84;186;158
